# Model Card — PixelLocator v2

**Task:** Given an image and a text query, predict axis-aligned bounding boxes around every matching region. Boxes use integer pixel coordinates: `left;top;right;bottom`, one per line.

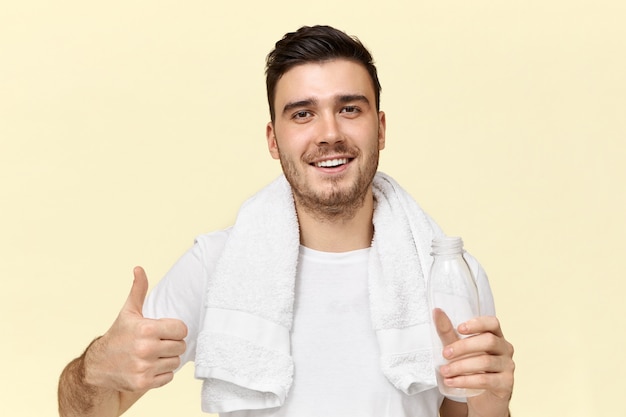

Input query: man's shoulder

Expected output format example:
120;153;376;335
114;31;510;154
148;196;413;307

194;227;232;256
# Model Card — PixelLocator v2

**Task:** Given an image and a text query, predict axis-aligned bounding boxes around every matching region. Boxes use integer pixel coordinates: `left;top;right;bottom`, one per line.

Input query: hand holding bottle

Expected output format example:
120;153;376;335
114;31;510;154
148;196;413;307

428;237;483;397
434;309;514;393
428;236;514;414
434;309;515;416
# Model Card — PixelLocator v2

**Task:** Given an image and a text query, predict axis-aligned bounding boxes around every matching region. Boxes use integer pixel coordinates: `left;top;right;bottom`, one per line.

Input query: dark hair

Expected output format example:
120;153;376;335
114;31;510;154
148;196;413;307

265;25;382;122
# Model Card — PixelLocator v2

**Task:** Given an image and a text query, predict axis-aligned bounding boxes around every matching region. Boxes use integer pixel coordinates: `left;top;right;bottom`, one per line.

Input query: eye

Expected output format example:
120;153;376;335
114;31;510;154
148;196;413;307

340;106;361;115
292;110;313;121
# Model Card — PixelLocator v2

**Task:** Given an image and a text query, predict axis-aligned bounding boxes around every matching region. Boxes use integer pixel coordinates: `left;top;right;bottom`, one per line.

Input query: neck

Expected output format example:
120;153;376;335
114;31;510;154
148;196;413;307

296;189;375;252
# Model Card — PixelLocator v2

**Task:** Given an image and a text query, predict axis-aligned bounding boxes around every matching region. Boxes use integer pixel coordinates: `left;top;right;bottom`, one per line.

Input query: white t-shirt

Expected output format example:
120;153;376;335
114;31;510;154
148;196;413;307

144;229;493;416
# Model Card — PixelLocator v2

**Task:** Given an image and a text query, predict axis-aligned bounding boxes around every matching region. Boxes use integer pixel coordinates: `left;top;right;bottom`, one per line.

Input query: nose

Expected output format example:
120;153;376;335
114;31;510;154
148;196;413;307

316;113;343;145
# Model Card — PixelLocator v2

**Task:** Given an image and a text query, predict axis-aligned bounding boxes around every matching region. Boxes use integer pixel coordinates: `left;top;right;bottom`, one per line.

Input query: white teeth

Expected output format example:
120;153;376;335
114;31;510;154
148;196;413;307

316;158;348;168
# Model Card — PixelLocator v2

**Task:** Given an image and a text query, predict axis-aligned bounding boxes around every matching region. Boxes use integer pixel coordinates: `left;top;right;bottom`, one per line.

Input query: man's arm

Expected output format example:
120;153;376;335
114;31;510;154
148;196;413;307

436;312;514;417
58;338;145;417
58;267;187;417
439;397;469;417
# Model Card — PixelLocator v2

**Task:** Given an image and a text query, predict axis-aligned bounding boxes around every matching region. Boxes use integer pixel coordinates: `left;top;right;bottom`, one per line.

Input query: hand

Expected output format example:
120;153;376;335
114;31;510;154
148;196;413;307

84;267;188;393
434;309;514;416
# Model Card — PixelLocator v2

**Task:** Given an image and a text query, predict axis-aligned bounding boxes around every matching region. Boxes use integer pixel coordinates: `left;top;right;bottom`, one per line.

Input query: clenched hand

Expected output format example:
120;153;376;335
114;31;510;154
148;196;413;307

84;267;188;393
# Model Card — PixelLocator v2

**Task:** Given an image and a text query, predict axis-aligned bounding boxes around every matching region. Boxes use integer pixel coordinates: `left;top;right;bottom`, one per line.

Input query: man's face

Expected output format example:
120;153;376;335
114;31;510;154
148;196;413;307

266;59;386;218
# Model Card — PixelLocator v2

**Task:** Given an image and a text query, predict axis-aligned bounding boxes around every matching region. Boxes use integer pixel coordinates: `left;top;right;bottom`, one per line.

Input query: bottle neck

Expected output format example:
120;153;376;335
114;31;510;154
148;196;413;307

431;236;464;256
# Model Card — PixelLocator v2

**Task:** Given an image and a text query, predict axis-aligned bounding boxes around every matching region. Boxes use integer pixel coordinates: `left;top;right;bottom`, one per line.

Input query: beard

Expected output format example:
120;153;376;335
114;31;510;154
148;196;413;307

277;141;380;221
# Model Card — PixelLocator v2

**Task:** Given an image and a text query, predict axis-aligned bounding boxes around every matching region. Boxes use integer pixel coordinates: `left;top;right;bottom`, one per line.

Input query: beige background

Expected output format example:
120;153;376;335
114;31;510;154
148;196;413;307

1;1;624;416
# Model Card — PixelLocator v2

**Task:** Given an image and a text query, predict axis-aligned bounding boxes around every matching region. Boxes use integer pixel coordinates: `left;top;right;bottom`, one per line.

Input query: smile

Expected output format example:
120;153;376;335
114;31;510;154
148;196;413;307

314;158;350;168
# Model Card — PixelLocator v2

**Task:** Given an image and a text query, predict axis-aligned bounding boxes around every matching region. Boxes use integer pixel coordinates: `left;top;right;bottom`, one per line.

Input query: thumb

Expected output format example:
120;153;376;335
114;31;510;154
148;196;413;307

433;308;460;346
123;266;149;316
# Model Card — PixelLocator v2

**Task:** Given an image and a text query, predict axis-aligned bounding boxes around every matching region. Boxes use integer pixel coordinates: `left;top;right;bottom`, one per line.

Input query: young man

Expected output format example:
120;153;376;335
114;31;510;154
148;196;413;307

58;25;514;417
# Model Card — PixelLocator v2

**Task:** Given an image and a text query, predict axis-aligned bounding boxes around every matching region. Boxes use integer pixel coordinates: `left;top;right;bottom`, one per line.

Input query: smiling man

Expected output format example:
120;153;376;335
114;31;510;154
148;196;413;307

267;58;386;250
59;25;514;417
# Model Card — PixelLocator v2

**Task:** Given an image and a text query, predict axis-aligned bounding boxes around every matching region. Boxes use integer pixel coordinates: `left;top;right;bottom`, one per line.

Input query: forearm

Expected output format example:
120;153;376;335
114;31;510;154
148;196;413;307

58;340;122;417
58;337;145;417
58;268;185;416
439;398;468;417
440;397;510;417
468;407;511;417
467;393;511;417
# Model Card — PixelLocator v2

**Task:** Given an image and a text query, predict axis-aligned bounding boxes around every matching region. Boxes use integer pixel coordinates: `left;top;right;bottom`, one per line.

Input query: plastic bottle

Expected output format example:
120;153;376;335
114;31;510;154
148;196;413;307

427;236;483;398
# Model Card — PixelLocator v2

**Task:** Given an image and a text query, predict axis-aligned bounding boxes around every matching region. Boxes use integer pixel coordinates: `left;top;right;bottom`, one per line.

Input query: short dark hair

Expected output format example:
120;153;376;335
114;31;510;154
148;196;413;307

265;25;382;122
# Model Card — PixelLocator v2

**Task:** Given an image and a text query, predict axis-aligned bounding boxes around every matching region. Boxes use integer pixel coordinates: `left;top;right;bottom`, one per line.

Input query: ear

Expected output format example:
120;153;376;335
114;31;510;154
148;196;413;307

266;122;280;160
377;111;386;150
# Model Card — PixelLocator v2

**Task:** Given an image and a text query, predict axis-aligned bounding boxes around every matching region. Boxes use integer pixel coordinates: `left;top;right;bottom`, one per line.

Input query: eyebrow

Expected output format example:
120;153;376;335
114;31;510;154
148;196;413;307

282;99;317;115
281;94;370;116
336;94;370;105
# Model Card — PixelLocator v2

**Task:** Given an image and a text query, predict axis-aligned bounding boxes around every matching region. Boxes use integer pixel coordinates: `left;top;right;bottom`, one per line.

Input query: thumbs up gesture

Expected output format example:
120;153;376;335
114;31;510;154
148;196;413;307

83;267;188;393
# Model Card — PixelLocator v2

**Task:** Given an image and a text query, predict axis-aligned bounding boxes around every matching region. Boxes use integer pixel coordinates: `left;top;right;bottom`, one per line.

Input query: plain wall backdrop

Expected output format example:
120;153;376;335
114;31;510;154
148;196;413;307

1;1;624;416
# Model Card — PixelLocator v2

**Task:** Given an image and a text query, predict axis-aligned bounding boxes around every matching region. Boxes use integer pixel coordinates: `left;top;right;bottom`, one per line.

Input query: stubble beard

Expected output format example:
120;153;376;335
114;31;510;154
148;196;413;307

278;142;380;222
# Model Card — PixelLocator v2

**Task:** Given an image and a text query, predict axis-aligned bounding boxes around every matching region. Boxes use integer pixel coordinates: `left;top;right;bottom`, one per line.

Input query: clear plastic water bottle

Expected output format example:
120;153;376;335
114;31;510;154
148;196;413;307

427;236;483;398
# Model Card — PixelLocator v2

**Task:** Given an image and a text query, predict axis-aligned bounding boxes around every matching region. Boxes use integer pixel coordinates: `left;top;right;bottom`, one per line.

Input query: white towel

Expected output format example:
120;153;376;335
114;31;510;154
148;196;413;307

194;172;443;413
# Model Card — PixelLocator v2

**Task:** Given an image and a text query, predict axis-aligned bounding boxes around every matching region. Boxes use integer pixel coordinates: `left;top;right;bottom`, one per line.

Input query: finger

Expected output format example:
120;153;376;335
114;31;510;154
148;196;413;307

445;331;510;360
440;352;505;378
433;308;459;346
442;364;514;400
146;356;181;388
458;316;504;338
123;266;149;316
152;356;182;377
155;318;188;341
441;369;507;393
151;371;175;389
157;339;187;358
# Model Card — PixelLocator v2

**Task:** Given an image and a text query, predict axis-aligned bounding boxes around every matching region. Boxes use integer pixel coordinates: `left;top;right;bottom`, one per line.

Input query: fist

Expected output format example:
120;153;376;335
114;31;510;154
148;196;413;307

84;267;188;392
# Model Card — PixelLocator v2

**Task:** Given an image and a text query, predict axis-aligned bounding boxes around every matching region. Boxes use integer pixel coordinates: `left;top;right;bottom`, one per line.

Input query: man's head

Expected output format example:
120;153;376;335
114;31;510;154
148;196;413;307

264;27;386;221
265;25;381;122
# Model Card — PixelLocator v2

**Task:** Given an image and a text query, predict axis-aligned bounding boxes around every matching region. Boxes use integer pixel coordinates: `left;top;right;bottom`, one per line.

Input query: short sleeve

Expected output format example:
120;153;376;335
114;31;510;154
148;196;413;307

143;229;230;368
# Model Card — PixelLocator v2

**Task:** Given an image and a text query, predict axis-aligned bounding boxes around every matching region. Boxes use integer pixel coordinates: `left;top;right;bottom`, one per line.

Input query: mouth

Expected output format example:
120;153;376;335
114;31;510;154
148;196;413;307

312;158;351;168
